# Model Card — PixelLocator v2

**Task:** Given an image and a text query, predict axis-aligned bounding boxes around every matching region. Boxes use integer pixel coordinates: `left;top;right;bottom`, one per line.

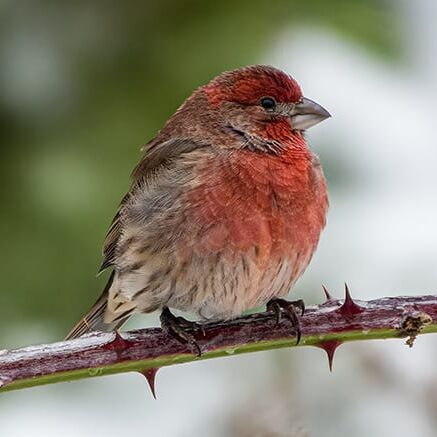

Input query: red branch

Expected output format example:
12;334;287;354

1;293;436;394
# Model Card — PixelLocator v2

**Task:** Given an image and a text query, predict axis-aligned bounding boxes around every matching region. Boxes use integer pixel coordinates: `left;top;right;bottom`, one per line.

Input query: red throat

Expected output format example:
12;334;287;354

260;118;306;149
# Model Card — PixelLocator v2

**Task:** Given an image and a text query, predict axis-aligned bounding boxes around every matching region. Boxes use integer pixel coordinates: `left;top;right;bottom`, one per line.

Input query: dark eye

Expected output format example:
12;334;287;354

260;97;276;110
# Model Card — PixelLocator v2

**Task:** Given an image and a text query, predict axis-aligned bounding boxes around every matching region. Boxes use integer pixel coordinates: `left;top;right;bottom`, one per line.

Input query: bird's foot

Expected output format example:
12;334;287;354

267;298;305;345
160;307;205;356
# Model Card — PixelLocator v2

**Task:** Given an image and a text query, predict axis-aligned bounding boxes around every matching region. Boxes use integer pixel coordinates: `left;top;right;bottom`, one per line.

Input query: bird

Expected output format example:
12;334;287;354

66;65;330;351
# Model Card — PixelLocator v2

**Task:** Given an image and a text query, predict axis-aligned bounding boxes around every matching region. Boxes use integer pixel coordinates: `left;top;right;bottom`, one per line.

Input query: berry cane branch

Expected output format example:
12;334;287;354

1;288;436;397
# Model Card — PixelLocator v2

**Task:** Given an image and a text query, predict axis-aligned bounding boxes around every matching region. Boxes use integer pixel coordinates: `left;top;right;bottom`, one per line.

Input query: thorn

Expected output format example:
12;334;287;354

338;283;364;317
104;331;131;356
139;368;159;399
109;330;129;351
322;285;334;303
317;340;342;372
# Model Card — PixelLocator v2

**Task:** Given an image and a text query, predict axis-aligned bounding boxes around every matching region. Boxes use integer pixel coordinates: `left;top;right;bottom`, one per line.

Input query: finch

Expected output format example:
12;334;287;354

66;65;330;348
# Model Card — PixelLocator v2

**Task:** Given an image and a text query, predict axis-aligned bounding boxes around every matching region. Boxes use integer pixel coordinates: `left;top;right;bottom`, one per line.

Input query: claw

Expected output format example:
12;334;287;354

266;300;282;326
160;307;203;356
267;298;305;345
294;299;305;316
175;316;206;337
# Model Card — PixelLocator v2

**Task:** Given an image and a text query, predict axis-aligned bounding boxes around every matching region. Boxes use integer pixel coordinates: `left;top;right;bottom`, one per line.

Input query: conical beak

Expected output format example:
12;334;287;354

289;97;331;130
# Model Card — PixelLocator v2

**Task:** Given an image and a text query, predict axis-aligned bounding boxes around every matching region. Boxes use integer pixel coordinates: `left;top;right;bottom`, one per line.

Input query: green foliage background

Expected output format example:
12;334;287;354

0;0;398;342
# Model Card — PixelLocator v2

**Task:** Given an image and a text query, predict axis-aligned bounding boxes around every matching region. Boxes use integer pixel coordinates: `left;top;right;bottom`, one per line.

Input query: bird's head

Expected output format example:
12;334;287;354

202;65;330;150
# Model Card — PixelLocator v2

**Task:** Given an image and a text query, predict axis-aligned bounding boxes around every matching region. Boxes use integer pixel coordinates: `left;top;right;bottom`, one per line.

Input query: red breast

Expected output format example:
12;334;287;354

181;138;328;267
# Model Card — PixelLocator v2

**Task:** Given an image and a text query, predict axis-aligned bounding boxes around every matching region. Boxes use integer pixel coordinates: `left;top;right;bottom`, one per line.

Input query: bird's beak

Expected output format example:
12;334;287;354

289;97;331;130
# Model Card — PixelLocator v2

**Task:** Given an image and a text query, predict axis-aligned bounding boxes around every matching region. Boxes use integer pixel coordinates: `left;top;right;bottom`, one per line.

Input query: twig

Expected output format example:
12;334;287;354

1;289;436;395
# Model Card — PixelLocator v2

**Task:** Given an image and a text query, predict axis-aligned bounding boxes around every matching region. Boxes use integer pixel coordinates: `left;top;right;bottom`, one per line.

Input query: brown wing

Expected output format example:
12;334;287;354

67;138;211;339
98;193;129;272
98;138;209;273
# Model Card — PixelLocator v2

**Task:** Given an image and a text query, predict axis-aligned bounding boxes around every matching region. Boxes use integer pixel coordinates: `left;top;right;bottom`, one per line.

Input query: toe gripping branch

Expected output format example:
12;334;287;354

267;298;306;344
266;284;365;371
160;307;206;357
138;307;207;399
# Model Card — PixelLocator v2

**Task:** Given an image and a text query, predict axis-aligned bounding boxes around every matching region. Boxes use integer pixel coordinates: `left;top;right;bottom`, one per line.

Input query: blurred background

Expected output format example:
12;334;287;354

1;0;437;435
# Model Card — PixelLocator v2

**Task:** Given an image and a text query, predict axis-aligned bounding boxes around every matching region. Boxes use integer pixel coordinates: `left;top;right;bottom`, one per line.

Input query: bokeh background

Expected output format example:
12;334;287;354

1;0;437;436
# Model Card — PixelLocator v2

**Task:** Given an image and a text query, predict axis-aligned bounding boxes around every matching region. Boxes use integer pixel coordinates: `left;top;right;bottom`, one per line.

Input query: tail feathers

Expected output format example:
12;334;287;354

65;272;128;340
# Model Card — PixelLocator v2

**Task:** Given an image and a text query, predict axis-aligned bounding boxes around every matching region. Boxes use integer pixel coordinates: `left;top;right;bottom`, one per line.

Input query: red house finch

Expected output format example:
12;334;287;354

67;65;330;350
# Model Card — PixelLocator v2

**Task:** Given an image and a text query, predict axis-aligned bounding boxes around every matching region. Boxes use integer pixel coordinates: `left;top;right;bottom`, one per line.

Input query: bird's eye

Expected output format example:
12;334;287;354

260;97;276;110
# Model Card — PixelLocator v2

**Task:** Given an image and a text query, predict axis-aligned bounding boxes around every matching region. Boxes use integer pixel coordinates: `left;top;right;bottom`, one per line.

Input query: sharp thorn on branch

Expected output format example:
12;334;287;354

139;368;159;399
338;283;364;317
317;340;343;372
322;285;335;303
